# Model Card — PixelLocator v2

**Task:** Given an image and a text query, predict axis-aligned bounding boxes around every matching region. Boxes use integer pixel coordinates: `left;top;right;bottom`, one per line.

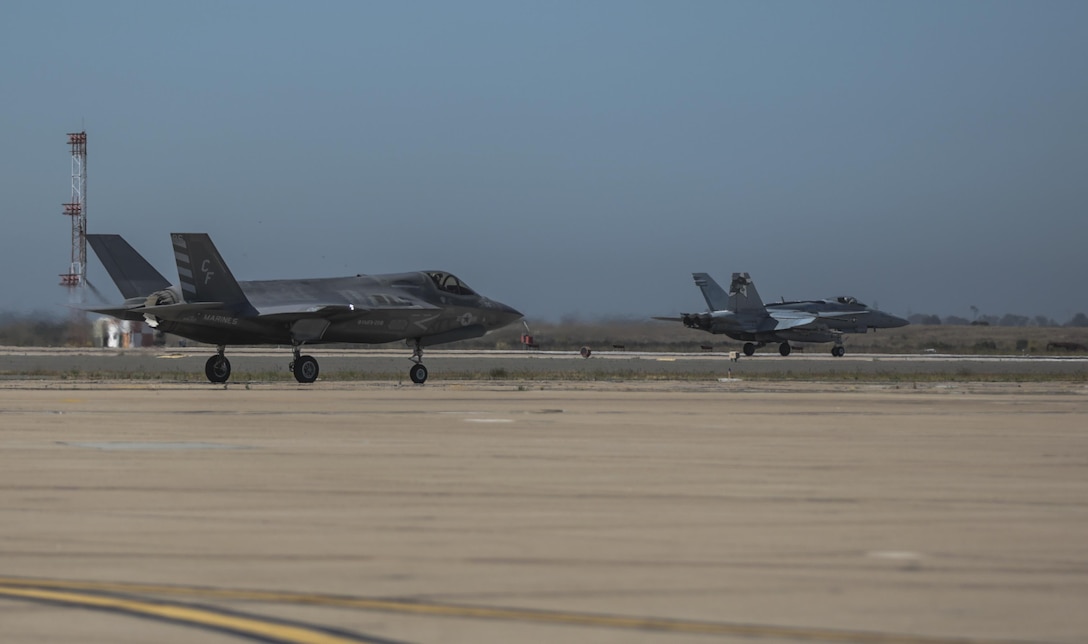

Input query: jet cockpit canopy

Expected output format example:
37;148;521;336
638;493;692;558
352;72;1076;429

835;296;864;306
427;271;477;296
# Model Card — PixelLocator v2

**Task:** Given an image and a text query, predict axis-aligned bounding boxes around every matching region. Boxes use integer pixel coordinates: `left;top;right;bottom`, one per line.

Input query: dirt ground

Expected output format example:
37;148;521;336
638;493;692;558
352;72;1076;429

1;381;1086;643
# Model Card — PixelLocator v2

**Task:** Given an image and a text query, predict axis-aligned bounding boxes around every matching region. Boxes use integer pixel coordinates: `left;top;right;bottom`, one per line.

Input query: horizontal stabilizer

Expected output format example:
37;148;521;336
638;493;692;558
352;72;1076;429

137;301;226;316
90;301;225;320
84;306;147;322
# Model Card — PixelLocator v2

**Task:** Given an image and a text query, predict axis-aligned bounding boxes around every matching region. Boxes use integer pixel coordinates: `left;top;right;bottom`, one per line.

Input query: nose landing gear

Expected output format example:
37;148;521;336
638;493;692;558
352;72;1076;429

409;340;429;384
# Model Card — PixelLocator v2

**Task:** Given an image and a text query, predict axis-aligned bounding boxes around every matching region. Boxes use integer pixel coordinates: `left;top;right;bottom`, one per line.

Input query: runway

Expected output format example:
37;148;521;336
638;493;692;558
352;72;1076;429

2;346;1086;381
1;381;1086;643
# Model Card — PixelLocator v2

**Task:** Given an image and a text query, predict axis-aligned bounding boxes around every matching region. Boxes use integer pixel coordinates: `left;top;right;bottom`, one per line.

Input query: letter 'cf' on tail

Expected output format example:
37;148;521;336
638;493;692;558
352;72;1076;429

171;233;252;310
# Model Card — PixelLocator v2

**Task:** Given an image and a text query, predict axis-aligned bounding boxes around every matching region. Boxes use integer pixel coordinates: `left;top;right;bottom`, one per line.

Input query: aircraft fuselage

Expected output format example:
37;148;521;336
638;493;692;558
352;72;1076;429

150;272;519;347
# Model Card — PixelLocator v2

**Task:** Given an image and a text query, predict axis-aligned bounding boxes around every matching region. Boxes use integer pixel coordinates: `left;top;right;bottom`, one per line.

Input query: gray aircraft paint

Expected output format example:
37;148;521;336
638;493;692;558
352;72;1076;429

664;272;908;357
88;233;522;384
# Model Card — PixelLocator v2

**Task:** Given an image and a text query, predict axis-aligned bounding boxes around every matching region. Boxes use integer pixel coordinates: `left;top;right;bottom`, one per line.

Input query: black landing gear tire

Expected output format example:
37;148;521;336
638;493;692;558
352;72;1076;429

205;355;232;383
293;355;319;383
409;363;428;384
832;346;846;357
778;342;792;357
743;342;756;356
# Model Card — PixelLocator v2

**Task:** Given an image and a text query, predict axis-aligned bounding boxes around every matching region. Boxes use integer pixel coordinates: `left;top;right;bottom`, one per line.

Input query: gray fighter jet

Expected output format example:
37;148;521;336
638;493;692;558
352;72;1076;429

661;272;908;357
87;233;523;384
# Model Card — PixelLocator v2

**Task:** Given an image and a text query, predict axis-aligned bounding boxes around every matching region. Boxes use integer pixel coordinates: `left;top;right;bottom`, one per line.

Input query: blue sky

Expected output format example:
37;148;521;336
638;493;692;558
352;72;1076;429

3;1;1086;322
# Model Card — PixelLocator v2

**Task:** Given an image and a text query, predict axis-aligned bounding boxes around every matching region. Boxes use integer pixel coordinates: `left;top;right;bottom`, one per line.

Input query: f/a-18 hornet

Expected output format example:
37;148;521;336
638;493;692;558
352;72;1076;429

660;272;908;357
88;233;523;384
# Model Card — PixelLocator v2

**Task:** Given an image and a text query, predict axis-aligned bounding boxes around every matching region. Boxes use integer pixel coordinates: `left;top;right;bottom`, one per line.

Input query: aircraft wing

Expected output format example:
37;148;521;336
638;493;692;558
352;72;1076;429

256;303;364;318
809;310;872;322
767;310;820;330
254;300;440;322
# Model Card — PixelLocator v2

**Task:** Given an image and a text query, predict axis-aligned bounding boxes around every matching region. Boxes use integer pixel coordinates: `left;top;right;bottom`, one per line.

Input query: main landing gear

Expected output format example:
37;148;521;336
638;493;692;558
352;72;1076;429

201;342;433;385
409;339;429;384
742;342;764;356
205;345;231;383
741;342;794;357
289;344;320;384
201;345;320;384
741;341;844;357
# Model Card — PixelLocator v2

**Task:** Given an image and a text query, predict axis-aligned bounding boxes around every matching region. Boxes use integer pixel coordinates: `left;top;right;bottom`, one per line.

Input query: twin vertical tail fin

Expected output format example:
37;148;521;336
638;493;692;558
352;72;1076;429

87;234;171;299
726;272;766;313
171;233;253;311
691;271;766;313
692;273;731;311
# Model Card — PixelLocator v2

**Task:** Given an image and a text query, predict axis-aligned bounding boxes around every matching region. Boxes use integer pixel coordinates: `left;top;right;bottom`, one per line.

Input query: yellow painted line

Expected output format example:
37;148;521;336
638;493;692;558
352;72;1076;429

0;585;375;644
0;577;1042;644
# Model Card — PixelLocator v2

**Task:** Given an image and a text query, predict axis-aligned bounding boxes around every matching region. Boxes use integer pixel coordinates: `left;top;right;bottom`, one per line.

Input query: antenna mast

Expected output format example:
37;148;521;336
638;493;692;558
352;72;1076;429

60;131;88;302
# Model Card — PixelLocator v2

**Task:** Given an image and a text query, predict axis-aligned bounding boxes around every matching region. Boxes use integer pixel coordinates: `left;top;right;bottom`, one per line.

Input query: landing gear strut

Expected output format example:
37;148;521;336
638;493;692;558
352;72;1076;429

205;345;231;383
409;339;429;384
289;344;319;383
742;341;766;356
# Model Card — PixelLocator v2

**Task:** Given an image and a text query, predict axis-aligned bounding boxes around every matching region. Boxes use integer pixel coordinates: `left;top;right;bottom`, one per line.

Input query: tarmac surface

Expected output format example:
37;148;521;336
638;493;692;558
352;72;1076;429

2;346;1087;381
1;354;1087;643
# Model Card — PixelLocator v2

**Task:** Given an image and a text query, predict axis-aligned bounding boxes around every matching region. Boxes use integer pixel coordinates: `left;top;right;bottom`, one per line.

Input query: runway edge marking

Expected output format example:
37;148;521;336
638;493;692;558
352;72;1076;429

0;577;1050;644
0;583;399;644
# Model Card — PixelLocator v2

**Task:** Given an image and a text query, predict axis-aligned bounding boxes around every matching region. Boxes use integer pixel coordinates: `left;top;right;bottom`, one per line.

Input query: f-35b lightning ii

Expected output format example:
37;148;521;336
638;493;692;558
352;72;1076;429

87;233;523;384
661;272;908;357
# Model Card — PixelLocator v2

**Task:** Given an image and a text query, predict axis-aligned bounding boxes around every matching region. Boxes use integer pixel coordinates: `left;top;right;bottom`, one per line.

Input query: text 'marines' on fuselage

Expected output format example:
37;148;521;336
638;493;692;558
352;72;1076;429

658;272;908;357
87;233;523;384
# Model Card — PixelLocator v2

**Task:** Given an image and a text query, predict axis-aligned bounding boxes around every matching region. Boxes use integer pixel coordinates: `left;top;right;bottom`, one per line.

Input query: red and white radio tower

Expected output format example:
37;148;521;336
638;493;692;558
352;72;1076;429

60;131;88;303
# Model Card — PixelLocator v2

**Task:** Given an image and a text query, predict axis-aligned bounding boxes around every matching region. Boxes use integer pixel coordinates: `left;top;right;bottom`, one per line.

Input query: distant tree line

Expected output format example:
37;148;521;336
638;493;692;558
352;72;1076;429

907;312;1088;327
1;309;1087;349
0;312;74;346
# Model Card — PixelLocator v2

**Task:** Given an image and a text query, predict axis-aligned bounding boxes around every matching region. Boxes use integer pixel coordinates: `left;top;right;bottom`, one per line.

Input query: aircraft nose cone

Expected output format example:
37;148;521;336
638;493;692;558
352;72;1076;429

500;302;524;324
488;300;523;328
887;314;910;328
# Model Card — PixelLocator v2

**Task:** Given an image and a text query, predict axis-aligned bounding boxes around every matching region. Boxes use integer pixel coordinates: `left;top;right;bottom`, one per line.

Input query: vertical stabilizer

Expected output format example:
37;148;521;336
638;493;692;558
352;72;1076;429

171;233;252;309
691;273;731;311
727;272;766;313
87;234;171;299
